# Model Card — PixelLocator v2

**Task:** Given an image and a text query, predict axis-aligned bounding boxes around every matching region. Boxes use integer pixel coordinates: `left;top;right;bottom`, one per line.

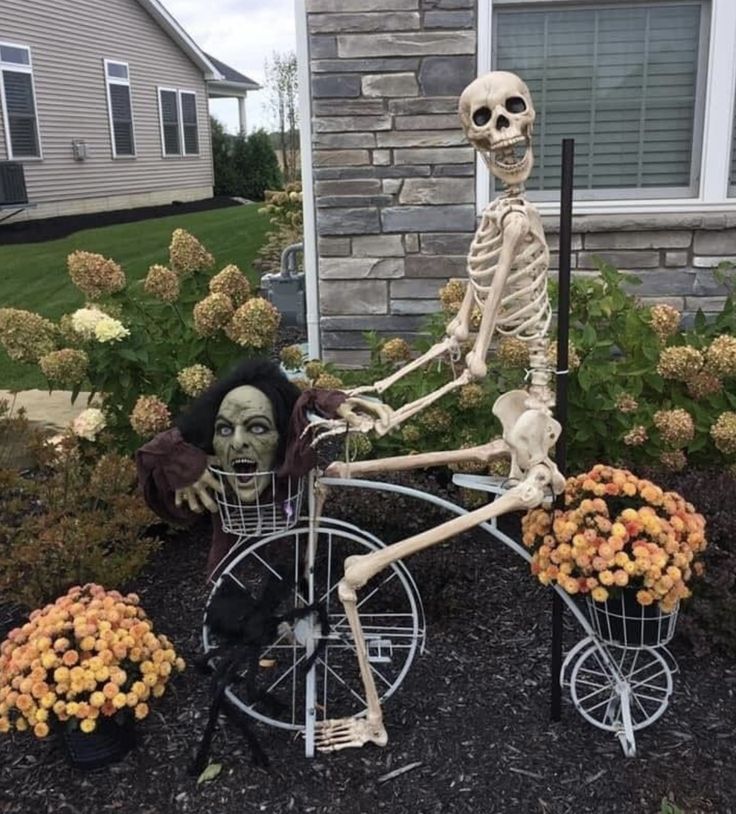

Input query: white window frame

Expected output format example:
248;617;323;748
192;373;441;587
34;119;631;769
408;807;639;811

477;0;736;216
157;86;199;158
0;40;42;161
103;59;136;159
179;90;200;156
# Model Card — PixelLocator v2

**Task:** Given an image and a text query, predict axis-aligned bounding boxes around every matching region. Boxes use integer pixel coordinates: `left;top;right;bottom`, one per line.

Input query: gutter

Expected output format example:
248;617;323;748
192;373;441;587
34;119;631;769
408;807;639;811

295;0;320;360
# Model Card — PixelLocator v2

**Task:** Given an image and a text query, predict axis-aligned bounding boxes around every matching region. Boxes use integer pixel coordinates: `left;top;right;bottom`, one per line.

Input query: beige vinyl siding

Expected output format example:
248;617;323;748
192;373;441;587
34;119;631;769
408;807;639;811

0;0;212;205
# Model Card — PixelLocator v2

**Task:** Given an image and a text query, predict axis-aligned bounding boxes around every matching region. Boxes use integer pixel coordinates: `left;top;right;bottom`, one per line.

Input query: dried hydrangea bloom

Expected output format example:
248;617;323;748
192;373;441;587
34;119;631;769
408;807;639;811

653;408;695;448
623;425;648;446
94;316;130;343
710;412;736;455
192;293;234;337
615;393;639;414
488;455;511;478
130;395;171;437
168;228;214;277
345;432;372;461
419;407;452;433
498;337;529;369
449;455;487;474
144;264;180;303
686;370;722;400
292;377;311;392
314;372;343;389
656;346;704;381
380;337;411;364
401;424;421;444
72;407;107;441
177;364;216;397
705;334;736;378
546;342;581;370
279;344;304;371
67;251;126;298
0;308;57;362
457;382;485;410
225;297;280;349
439;279;465;314
649;304;681;343
39;348;89;386
58;314;85;346
304;360;325;381
660;450;687;472
209;264;251;307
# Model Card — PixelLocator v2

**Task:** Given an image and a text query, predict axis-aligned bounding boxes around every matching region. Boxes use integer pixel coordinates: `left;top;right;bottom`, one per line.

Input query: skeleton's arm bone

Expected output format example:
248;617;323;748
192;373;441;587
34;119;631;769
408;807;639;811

348;334;459;398
446;280;475;342
324;437;510;479
465;211;529;379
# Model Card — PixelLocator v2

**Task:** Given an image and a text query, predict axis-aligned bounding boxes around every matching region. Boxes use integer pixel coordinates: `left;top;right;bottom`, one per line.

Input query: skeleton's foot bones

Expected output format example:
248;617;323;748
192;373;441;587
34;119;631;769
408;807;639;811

315;716;388;752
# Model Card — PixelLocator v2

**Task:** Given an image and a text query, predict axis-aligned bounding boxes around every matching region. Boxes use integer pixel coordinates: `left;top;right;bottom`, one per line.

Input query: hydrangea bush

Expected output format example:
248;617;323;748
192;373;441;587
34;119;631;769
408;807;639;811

0;229;281;452
344;261;736;474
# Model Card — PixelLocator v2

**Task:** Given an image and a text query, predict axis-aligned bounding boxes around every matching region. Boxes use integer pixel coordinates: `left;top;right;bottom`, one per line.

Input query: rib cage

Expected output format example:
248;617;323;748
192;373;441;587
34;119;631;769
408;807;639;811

467;197;551;340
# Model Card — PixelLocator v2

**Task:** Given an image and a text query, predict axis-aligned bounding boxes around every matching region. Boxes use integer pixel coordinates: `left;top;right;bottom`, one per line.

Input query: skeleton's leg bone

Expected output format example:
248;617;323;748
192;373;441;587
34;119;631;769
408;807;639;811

347;335;458;398
465;212;529;379
325;438;510;480
315;467;552;752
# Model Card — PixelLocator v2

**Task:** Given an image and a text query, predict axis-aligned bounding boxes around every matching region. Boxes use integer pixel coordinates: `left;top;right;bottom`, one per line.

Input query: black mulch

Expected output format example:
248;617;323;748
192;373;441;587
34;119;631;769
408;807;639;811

0;472;734;814
0;197;241;246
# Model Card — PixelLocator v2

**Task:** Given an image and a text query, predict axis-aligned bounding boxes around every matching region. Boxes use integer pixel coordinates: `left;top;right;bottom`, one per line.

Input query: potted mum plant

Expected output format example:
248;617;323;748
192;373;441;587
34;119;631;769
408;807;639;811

0;584;185;769
522;464;707;647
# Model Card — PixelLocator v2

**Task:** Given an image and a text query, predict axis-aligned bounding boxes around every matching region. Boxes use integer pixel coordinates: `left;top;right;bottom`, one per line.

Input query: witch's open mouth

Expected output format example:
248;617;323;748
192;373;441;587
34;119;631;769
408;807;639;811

230;457;258;485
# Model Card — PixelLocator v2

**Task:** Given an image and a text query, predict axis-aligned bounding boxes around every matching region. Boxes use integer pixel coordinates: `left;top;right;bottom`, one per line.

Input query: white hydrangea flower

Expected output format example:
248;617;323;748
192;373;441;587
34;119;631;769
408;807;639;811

72;408;107;441
70;307;107;339
94;316;130;343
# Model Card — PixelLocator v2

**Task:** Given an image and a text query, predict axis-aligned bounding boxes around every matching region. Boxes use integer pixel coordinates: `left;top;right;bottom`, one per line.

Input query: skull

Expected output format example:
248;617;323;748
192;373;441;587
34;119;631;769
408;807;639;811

458;71;536;187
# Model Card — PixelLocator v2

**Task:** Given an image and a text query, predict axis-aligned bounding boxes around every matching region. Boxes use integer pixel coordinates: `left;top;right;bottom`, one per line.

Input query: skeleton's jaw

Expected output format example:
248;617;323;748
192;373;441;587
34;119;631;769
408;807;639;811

486;135;533;188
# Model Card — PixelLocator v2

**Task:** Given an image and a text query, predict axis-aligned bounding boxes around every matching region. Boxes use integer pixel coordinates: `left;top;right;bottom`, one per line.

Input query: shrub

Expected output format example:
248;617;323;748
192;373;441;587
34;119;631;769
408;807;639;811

0;230;282;453
252;183;304;277
233;129;283;201
0;428;160;609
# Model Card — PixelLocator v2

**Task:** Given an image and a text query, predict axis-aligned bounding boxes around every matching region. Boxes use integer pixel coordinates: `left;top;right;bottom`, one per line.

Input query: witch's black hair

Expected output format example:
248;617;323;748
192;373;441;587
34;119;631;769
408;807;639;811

175;358;300;463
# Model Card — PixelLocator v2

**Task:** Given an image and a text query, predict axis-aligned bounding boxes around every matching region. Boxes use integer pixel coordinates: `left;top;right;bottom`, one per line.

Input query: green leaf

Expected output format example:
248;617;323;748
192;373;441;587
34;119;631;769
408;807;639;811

197;762;223;784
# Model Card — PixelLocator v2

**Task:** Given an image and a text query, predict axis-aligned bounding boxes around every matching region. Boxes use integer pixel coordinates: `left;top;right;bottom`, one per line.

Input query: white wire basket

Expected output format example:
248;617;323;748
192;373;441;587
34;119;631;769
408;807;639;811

585;590;679;648
208;467;305;538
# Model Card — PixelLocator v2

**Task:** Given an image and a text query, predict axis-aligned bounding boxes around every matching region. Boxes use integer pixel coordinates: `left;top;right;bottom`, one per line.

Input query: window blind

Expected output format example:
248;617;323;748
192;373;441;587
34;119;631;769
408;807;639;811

160;90;180;155
180;92;198;155
494;3;702;192
109;83;134;156
2;69;39;157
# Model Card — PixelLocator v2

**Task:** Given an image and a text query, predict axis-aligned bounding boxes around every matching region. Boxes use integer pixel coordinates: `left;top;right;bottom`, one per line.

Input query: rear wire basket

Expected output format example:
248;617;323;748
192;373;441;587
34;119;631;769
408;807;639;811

208;467;305;538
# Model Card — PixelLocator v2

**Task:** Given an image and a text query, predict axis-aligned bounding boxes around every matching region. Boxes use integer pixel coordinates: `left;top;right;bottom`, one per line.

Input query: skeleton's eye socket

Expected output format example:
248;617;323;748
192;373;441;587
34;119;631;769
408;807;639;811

472;106;492;126
506;96;527;114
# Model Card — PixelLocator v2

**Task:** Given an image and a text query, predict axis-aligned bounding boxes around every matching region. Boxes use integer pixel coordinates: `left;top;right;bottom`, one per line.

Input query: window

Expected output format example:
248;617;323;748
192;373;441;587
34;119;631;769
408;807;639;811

0;42;41;159
104;60;135;158
180;91;199;155
491;2;706;200
157;88;199;157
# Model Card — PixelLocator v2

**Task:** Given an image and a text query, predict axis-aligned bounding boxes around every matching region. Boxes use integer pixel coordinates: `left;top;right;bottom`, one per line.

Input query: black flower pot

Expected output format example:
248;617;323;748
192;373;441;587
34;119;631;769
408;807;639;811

586;588;679;647
61;714;136;770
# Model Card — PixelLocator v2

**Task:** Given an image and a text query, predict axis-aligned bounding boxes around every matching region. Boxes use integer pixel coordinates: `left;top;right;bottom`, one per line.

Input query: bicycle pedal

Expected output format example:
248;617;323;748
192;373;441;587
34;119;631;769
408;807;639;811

366;638;393;664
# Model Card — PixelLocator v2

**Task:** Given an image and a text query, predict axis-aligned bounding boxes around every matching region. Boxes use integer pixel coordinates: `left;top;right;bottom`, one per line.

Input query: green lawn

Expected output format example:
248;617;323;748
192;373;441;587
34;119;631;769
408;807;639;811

0;204;270;390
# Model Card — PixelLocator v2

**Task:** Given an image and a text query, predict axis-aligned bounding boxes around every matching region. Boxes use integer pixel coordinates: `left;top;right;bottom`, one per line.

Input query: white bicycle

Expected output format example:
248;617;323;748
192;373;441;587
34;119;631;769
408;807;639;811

201;464;679;759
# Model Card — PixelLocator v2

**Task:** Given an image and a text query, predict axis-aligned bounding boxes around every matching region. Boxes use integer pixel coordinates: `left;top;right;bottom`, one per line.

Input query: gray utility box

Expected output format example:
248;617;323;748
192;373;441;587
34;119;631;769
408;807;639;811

261;243;306;328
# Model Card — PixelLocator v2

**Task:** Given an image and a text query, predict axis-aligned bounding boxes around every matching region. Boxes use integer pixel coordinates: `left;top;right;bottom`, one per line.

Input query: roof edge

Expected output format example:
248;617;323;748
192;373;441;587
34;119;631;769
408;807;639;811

136;0;224;80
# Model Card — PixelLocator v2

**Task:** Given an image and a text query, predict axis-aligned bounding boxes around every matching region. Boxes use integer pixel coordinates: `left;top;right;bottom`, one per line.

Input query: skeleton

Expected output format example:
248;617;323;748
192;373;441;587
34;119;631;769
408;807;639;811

313;72;567;751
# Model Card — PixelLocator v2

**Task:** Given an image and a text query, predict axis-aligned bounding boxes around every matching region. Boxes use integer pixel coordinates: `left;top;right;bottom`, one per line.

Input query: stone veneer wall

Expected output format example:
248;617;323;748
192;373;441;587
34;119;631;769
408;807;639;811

305;0;736;365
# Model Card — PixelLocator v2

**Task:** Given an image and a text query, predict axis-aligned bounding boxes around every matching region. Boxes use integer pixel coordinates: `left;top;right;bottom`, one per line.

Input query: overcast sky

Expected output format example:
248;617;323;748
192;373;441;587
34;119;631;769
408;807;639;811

163;0;298;134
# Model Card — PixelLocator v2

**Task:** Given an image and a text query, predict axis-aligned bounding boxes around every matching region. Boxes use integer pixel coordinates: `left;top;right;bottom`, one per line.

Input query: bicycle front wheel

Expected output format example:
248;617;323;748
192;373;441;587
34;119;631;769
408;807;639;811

202;519;424;731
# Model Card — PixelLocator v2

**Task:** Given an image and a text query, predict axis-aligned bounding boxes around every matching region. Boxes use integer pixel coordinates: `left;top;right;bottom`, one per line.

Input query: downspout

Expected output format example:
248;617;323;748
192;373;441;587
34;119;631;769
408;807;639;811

295;0;321;359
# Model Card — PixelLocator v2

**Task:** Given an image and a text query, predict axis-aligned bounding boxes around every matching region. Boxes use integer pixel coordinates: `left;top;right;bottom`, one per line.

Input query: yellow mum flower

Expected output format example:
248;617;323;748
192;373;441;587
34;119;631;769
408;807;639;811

80;718;97;733
591;586;609;602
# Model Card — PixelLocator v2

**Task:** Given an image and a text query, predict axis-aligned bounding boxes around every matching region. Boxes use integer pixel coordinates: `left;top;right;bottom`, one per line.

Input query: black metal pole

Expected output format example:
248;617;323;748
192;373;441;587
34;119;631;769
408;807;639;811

551;138;574;722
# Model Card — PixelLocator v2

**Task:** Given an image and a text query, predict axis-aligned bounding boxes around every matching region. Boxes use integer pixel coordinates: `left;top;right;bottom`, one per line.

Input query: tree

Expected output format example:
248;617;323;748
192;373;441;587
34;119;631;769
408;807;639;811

235;129;283;201
264;51;299;184
209;116;237;196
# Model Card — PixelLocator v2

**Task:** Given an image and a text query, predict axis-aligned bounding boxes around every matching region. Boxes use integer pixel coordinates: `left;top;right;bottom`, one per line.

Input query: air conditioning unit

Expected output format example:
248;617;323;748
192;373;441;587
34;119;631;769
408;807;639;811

0;162;28;205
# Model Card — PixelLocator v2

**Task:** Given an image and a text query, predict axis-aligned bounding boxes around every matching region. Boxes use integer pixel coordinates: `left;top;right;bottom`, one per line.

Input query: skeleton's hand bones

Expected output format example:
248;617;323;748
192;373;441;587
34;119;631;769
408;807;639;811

174;458;224;514
336;396;395;434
